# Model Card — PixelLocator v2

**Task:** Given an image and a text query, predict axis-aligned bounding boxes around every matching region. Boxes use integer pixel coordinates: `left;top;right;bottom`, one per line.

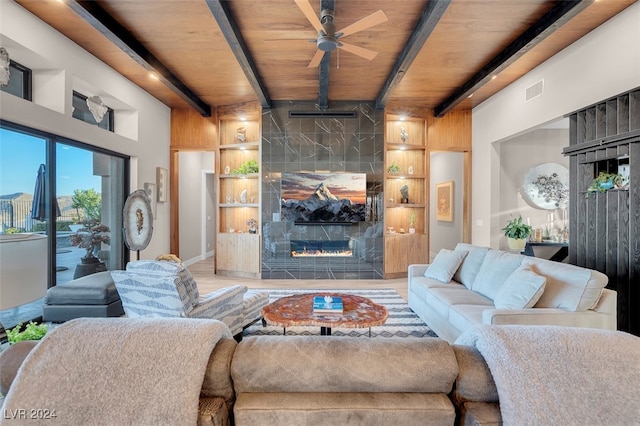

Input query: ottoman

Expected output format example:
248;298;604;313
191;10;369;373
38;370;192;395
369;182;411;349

42;271;124;322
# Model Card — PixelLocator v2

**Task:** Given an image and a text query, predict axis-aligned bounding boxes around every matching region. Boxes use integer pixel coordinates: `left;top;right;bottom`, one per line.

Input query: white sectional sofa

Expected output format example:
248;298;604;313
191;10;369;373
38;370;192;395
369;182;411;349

408;243;617;343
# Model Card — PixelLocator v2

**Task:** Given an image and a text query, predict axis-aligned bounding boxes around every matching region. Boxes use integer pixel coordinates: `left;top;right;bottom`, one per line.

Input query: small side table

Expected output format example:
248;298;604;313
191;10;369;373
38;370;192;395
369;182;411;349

523;242;568;262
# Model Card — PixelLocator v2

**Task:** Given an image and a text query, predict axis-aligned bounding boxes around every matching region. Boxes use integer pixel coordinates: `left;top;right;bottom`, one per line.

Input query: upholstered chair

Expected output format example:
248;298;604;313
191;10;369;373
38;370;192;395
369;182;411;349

110;260;267;337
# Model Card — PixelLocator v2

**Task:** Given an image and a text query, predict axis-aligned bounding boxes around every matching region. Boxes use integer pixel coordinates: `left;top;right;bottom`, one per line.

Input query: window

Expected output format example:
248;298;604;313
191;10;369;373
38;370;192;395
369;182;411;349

72;91;114;132
0;61;32;100
0;121;128;329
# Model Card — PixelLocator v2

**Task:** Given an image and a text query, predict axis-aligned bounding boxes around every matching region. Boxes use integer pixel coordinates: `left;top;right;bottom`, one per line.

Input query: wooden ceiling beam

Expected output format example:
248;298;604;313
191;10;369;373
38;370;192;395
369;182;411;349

434;0;593;117
375;0;451;110
67;0;211;117
205;0;271;109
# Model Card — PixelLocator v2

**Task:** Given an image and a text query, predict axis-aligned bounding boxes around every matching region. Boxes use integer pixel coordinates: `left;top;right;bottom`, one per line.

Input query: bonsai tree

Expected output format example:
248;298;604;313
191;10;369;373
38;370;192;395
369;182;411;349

70;223;111;259
502;215;532;251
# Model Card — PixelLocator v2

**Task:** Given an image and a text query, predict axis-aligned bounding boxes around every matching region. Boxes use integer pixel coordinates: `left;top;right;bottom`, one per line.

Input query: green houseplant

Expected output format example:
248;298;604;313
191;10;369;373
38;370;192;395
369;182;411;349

586;172;622;196
502;215;533;252
6;321;48;344
408;211;417;234
387;163;401;175
231;159;259;175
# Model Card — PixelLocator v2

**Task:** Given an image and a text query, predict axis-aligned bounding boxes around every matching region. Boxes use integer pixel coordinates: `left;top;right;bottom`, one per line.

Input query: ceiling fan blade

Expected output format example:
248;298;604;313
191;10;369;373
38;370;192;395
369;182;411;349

337;10;388;38
294;0;323;32
308;49;325;68
338;42;378;61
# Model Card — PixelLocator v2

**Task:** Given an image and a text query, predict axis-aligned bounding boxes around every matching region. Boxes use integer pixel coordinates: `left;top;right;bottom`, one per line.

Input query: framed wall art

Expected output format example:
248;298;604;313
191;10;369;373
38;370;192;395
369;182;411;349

435;181;454;222
156;167;168;202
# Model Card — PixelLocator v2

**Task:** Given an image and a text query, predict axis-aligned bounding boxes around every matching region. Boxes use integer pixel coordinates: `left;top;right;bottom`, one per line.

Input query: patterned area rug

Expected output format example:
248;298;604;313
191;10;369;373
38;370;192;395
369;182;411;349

243;288;438;338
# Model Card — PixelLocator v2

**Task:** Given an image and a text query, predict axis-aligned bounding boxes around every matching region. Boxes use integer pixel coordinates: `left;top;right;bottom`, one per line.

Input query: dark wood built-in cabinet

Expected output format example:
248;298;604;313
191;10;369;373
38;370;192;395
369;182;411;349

564;87;640;335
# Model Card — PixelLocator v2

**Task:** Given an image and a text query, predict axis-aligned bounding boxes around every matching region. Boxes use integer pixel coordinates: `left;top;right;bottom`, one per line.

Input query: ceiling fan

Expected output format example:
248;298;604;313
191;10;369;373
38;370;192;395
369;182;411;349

294;0;388;68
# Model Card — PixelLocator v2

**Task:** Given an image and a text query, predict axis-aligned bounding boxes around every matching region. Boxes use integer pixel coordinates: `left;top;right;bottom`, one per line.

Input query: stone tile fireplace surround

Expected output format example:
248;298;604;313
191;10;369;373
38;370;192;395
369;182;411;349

261;101;384;279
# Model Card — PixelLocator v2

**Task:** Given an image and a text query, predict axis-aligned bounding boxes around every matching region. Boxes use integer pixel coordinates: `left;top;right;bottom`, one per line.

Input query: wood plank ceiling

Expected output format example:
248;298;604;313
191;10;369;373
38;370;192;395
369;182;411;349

14;0;636;117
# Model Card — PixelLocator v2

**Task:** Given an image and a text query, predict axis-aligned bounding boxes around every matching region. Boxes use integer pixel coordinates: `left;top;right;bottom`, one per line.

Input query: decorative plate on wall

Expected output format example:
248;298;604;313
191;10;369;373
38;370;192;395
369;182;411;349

522;163;569;210
123;189;153;251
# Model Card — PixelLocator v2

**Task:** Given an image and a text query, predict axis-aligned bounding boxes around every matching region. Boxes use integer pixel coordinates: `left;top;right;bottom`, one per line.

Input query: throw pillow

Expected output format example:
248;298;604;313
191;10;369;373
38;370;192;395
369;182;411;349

424;249;468;283
452;243;490;289
494;264;547;309
471;250;524;300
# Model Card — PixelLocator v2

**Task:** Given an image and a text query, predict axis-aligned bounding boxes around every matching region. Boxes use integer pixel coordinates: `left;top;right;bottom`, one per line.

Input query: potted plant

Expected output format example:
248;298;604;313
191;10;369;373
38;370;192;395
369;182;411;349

586;172;622;196
6;321;48;345
408;211;417;234
387;163;401;175
70;222;111;260
501;215;532;252
231;159;259;175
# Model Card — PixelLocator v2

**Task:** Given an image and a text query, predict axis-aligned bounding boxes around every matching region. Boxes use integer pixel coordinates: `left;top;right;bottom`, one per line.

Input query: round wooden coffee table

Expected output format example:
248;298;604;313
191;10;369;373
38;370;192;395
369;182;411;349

262;293;388;336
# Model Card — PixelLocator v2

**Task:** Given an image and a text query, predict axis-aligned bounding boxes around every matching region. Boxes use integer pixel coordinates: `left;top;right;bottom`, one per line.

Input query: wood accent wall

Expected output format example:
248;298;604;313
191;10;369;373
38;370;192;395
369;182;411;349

426;109;472;150
170;108;218;150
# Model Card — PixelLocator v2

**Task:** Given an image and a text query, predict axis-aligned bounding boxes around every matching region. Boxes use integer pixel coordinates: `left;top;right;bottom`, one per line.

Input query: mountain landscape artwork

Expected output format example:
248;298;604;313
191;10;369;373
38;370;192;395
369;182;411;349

281;173;366;224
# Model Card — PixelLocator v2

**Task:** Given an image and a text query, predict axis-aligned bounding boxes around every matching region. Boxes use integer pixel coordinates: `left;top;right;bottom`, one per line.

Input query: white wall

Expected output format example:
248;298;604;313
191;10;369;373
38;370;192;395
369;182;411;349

472;3;640;247
178;151;214;265
497;128;569;250
429;151;464;260
0;1;171;258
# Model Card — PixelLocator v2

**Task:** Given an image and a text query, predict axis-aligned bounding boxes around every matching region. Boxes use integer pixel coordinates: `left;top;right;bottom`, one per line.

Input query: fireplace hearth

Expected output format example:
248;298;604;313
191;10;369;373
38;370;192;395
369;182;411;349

290;240;352;257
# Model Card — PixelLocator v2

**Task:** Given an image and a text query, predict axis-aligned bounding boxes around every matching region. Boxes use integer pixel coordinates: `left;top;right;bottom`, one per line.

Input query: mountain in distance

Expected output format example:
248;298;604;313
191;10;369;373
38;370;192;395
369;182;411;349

281;182;365;224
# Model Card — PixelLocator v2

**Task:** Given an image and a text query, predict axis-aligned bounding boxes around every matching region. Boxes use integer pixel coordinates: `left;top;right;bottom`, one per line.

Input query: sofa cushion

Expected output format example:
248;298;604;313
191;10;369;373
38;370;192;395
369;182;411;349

448;304;489;334
427;288;493;320
494;264;546;309
472;250;524;300
231;336;458;394
523;258;608;311
453;243;491;289
424;249;468;283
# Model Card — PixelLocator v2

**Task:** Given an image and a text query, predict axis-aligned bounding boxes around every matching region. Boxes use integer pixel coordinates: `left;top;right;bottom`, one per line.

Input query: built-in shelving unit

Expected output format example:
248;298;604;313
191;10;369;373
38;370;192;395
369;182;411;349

383;115;428;278
564;86;640;335
216;111;261;278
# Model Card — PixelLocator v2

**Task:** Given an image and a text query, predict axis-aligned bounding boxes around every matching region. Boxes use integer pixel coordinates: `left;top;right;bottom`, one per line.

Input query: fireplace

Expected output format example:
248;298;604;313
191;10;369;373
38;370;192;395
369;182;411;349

290;240;353;257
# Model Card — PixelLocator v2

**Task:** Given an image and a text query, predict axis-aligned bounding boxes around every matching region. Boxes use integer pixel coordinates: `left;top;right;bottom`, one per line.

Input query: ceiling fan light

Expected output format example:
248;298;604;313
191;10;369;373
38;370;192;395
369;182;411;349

317;34;338;52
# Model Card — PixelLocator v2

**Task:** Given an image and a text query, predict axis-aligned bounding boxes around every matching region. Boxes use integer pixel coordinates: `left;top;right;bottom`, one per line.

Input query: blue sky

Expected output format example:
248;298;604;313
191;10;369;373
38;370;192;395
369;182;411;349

0;128;100;196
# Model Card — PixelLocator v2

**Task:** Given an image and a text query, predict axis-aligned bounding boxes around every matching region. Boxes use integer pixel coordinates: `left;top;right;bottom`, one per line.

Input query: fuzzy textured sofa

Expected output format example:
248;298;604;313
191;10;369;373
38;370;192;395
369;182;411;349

408;243;617;343
230;335;458;426
452;325;640;425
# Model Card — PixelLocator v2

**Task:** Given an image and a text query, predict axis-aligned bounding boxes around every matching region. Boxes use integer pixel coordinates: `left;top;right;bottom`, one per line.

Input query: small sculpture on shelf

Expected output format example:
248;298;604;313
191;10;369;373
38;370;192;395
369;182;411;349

400;127;408;143
240;189;248;203
400;184;409;204
236;126;247;143
247;218;258;234
387;163;401;175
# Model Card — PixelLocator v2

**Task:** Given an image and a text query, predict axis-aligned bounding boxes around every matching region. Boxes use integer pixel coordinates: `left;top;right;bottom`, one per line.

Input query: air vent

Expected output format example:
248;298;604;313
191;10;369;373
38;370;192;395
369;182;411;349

289;111;358;118
525;80;544;102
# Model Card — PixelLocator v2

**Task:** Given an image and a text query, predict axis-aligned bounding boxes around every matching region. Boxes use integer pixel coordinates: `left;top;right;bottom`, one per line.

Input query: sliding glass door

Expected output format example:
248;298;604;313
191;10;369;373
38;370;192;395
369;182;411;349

0;122;128;329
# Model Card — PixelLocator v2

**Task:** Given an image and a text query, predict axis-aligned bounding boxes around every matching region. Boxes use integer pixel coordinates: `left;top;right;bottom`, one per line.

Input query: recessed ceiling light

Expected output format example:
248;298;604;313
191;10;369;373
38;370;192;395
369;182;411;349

400;116;407;121
491;75;497;80
149;73;159;81
467;93;474;98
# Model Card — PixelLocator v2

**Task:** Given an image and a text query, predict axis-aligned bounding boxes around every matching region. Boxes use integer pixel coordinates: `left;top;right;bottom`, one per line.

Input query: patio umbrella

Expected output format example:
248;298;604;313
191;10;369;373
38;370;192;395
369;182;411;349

31;163;60;221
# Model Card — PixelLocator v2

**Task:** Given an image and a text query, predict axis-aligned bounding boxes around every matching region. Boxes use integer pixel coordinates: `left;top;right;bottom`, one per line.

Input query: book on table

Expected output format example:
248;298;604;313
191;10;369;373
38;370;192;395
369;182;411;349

313;296;343;313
